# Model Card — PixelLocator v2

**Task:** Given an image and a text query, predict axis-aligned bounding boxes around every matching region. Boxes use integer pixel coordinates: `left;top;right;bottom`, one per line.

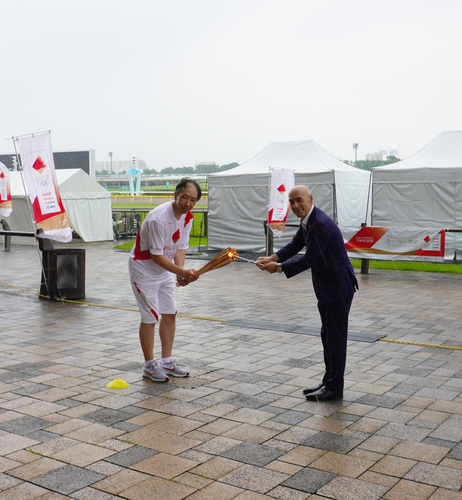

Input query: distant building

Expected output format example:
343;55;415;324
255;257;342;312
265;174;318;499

365;152;383;161
365;146;400;161
379;146;400;158
0;150;96;179
97;159;136;175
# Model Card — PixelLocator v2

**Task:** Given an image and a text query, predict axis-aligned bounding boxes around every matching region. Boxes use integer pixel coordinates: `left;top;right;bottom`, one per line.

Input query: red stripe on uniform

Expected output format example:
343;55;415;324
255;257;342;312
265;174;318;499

133;229;151;260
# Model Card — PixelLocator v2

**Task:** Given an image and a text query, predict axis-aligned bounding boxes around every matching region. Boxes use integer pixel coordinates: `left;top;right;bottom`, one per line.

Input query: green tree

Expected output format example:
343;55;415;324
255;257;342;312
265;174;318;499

217;162;239;172
161;167;175;174
195;163;219;173
352;155;401;171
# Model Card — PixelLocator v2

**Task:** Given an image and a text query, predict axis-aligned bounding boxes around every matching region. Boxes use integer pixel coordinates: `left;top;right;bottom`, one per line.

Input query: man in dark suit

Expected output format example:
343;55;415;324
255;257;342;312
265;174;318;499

256;185;358;401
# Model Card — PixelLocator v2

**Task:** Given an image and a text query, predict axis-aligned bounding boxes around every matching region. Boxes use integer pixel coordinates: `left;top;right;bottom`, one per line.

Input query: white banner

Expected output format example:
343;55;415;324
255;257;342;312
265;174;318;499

15;132;72;242
268;169;294;237
0;162;12;217
340;226;446;262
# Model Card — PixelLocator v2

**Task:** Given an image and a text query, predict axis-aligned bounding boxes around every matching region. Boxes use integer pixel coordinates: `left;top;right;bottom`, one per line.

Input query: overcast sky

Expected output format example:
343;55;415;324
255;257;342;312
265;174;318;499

1;0;461;168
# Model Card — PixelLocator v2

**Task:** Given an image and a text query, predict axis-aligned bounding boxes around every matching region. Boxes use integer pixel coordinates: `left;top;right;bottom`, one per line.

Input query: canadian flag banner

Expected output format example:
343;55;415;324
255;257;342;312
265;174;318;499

268;169;294;237
0;162;12;217
340;226;446;262
15;132;72;242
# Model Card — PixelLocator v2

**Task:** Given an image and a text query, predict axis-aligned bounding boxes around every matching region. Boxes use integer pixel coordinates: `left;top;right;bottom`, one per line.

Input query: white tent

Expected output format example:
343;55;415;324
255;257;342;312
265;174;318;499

7;169;113;242
371;131;462;260
208;140;370;252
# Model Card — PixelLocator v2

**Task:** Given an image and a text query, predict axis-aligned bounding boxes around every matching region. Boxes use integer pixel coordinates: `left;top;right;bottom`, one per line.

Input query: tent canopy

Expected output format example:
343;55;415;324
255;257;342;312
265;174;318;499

208;140;370;252
372;131;462;259
8;168;113;242
217;140;363;175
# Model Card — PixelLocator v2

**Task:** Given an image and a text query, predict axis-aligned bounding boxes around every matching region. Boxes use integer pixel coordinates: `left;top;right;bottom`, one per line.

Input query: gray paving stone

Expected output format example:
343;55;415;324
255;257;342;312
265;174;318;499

265;374;297;384
259;405;287;415
221;441;284;466
226;394;279;409
31;465;106;495
0;472;23;490
317;476;389;500
0;371;27;383
226;372;265;383
270;410;308;425
139;383;177;396
405;462;462;490
105;445;159;467
282;467;337;493
221;464;288;493
55;398;84;408
377;423;431;442
422;437;457;449
303;431;363;454
356;394;406;409
0;415;52;436
280;359;318;369
82;408;134;425
27;430;60;443
388;383;422;395
11;383;52;395
447;442;462;459
330;412;360;422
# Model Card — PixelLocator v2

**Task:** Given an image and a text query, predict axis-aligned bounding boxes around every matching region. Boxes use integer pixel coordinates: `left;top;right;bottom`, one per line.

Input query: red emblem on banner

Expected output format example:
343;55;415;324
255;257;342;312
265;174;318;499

0;172;5;179
172;229;180;243
32;157;47;174
277;184;286;193
424;235;431;242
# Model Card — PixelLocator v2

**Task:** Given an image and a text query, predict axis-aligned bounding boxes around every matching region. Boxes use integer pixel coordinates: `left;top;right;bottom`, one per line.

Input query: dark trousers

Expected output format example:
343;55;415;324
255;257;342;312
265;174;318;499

318;294;353;393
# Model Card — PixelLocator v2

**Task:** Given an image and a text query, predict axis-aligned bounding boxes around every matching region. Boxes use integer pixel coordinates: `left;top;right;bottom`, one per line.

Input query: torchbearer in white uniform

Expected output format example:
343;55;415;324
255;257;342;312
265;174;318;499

128;177;201;382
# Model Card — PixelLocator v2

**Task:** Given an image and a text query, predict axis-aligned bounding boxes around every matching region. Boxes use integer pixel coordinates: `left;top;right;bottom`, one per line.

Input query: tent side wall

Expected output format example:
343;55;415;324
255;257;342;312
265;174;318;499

61;197;113;242
6;198;35;233
372;167;462;259
334;170;370;226
208;172;335;252
60;169;113;242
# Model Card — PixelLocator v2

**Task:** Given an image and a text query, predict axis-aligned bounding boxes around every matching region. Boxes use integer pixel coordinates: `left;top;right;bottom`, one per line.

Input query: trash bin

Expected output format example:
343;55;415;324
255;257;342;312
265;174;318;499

40;248;86;300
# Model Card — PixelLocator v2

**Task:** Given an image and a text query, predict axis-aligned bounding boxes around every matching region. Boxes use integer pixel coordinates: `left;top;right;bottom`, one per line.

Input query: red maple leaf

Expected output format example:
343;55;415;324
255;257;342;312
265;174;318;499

172;229;180;243
32;157;47;174
277;184;286;193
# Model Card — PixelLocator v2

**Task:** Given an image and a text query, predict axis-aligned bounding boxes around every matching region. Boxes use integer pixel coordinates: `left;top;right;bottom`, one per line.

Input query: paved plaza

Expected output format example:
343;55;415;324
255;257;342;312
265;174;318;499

1;239;462;499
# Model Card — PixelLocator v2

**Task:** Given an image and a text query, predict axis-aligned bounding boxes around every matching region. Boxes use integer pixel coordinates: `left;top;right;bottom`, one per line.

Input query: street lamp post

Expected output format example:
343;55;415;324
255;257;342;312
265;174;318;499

353;143;358;164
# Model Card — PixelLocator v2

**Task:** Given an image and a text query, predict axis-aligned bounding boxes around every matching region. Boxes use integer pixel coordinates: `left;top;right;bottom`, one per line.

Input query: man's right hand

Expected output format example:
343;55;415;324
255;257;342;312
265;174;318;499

182;269;199;283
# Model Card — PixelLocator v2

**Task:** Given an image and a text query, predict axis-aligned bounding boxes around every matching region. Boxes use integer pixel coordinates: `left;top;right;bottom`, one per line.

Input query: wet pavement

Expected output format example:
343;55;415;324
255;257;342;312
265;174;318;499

1;238;462;499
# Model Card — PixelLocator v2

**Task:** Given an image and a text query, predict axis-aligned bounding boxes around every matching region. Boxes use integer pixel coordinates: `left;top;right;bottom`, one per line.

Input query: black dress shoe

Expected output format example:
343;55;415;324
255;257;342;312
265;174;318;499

302;383;324;395
305;387;343;402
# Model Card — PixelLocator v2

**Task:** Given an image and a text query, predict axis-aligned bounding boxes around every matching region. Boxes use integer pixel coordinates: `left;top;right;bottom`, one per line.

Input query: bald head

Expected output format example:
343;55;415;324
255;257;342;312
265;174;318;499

288;185;313;219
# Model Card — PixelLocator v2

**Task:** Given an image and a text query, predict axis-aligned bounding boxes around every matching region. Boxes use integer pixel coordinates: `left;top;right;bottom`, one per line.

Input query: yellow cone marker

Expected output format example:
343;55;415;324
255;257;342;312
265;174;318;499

106;379;129;389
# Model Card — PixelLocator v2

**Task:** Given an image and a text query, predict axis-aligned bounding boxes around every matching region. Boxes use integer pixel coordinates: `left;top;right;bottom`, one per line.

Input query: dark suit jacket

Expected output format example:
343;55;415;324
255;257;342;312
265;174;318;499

276;206;358;305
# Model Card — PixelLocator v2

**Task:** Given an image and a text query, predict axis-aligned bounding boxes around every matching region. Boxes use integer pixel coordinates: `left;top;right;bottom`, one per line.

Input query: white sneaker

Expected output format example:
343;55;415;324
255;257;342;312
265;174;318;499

143;360;169;382
161;360;189;378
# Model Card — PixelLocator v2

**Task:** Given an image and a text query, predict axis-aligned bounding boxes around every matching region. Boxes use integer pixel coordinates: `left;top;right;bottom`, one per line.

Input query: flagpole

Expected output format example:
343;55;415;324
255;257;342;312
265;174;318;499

266;167;272;256
7;130;52;141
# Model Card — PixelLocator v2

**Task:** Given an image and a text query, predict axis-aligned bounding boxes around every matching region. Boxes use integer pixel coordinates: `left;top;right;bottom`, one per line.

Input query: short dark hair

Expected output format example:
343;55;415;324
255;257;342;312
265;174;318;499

175;177;202;201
